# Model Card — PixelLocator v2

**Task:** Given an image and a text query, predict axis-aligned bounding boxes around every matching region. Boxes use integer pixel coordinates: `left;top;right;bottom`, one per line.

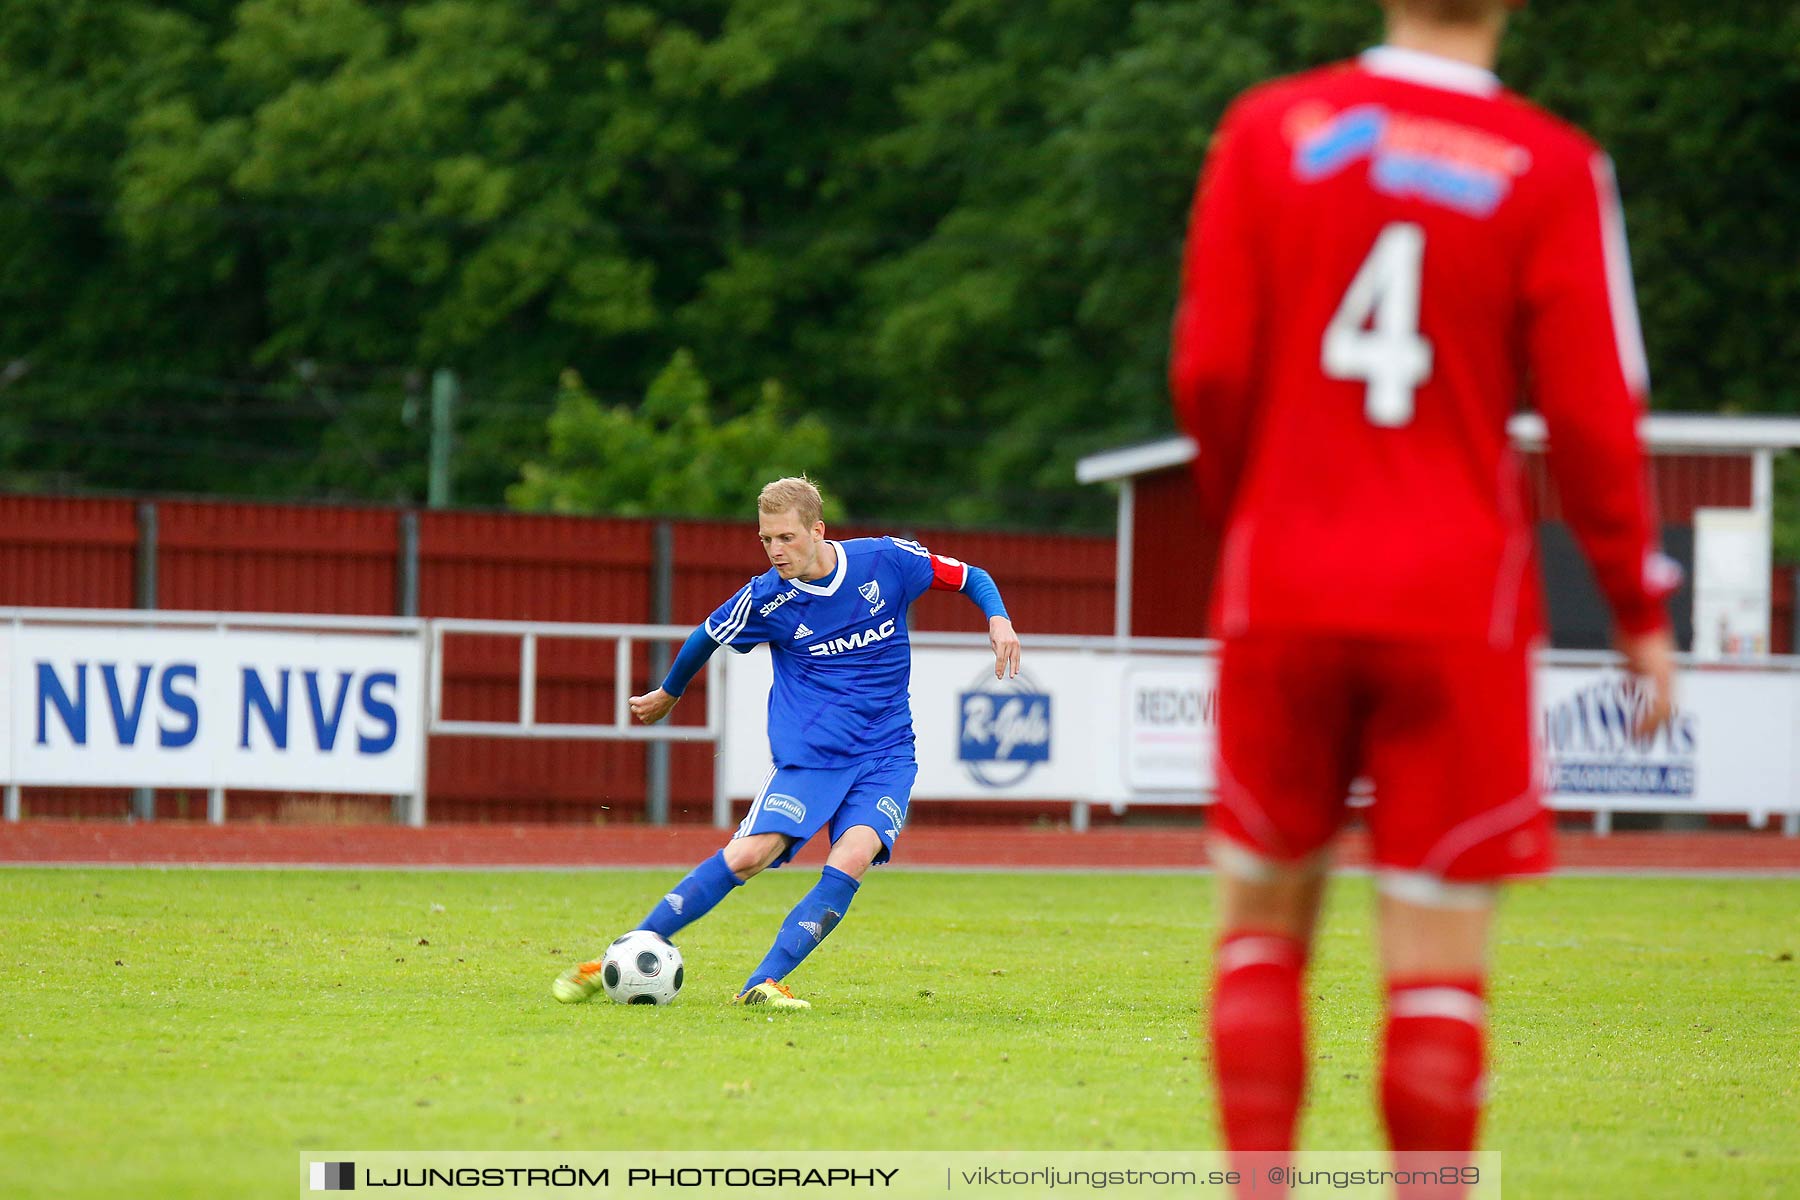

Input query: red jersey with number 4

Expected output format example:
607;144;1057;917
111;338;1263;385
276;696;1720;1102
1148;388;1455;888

1171;46;1677;646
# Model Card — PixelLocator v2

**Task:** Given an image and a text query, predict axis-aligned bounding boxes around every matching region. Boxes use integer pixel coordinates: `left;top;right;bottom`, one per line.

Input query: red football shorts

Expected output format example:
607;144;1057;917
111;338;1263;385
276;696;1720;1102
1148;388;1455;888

1212;634;1552;883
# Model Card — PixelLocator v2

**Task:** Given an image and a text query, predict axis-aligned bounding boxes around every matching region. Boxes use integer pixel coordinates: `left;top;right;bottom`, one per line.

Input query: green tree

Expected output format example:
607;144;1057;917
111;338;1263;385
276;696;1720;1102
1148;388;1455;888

844;2;1380;525
508;348;832;518
1;1;1793;538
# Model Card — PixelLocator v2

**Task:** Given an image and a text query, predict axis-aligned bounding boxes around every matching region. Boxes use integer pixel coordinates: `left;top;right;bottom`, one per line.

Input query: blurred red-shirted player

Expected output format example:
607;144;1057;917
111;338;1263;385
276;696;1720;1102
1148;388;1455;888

1169;0;1679;1192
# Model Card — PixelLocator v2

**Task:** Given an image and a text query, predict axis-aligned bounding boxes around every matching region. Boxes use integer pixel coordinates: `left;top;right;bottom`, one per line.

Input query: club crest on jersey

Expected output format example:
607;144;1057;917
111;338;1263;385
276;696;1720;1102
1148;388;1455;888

807;618;897;657
1287;102;1529;217
859;580;886;615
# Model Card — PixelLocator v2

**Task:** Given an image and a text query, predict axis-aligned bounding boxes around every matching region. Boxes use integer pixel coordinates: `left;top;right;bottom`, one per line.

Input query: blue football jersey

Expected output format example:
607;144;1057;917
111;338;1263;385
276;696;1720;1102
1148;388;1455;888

704;536;968;768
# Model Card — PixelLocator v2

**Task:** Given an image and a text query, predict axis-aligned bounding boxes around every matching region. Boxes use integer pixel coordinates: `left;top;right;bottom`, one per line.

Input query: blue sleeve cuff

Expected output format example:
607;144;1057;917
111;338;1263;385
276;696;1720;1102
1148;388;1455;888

962;565;1009;621
661;626;721;697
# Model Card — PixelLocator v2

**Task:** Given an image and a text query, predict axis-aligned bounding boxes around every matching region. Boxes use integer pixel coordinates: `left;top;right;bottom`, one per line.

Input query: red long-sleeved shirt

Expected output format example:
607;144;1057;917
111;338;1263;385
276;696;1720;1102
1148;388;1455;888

1171;46;1677;645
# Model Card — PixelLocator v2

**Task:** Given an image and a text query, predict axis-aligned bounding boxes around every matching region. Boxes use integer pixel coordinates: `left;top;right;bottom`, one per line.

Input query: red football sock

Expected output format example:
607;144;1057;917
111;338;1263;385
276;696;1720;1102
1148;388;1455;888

1382;976;1486;1199
1210;930;1307;1177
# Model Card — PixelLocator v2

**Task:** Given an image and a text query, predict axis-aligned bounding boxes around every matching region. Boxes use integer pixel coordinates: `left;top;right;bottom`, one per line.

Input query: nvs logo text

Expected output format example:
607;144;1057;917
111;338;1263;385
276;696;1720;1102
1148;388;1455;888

35;662;399;753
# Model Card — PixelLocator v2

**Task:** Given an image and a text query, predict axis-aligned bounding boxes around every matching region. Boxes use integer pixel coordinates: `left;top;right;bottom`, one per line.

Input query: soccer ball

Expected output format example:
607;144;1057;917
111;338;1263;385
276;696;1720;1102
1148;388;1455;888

599;930;684;1006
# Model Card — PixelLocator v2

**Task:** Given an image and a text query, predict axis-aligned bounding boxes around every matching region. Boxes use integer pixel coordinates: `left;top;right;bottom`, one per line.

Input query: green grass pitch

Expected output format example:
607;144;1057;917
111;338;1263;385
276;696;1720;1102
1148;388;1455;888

2;867;1795;1198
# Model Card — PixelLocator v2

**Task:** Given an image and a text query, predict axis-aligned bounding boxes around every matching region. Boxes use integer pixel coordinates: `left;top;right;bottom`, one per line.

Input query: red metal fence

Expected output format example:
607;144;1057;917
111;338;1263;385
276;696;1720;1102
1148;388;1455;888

0;494;1113;823
11;488;1782;826
0;496;138;608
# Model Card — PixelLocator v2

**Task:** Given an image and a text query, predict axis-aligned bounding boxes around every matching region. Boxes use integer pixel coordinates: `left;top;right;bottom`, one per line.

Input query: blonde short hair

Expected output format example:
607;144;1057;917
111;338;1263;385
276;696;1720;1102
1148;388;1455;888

758;476;824;527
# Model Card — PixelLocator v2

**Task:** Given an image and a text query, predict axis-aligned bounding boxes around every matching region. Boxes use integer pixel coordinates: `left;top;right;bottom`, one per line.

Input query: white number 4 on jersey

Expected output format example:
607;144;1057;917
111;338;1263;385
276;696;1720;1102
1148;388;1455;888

1322;222;1433;427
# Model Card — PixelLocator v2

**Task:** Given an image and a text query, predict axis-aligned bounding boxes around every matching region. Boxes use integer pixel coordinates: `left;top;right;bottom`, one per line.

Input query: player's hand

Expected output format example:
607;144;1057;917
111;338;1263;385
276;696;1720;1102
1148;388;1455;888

1617;626;1676;738
988;616;1021;680
628;687;679;725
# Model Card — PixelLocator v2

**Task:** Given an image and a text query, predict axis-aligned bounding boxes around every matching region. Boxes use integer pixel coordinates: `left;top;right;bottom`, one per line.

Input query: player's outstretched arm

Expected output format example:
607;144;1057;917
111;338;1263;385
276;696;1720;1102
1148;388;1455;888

988;615;1021;680
953;563;1018;679
905;539;1020;679
631;625;720;724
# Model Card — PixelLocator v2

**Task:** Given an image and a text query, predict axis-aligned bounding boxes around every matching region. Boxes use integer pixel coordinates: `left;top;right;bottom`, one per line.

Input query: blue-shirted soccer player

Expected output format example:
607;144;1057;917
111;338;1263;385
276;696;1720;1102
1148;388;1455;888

553;476;1021;1009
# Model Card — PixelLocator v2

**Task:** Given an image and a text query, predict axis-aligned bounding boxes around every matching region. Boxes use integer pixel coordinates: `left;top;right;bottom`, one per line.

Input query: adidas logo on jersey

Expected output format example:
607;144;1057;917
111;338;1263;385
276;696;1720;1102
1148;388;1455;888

793;623;812;639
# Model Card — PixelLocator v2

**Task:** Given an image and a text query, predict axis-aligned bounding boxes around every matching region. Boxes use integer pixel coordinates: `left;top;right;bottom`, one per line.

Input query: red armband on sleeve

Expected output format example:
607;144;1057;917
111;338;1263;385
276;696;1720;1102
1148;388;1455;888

928;553;969;591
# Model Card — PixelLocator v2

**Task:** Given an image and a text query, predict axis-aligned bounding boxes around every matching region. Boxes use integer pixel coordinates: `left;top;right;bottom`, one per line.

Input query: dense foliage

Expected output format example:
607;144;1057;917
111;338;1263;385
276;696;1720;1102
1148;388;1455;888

2;1;1795;528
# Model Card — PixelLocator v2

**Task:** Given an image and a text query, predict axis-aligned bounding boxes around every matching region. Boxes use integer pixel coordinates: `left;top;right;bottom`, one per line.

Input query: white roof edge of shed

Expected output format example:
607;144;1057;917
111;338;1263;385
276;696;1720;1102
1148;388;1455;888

1506;412;1800;451
1075;414;1800;484
1074;437;1197;484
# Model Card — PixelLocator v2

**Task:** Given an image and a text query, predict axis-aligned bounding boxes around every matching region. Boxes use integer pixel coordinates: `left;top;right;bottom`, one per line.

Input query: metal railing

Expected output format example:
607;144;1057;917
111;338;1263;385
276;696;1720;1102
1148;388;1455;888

5;609;1797;836
426;618;721;742
425;618;728;825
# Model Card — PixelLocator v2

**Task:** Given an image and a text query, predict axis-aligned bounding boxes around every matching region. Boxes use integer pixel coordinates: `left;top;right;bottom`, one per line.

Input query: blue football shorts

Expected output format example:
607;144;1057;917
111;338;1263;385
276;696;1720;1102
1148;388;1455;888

733;754;919;868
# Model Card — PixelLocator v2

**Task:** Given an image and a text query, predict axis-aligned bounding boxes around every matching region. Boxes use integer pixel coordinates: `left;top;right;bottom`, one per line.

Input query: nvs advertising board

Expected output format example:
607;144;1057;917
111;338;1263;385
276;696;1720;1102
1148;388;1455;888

0;625;425;794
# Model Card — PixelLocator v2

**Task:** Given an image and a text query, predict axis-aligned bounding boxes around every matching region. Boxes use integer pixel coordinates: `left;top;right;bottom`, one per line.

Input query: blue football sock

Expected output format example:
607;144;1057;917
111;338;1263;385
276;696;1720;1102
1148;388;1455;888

637;851;742;940
742;865;860;993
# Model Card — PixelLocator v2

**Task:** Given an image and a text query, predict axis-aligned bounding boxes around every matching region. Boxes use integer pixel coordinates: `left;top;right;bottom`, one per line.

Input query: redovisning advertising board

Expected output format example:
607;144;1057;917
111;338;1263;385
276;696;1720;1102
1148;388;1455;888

1121;660;1220;794
2;626;425;794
